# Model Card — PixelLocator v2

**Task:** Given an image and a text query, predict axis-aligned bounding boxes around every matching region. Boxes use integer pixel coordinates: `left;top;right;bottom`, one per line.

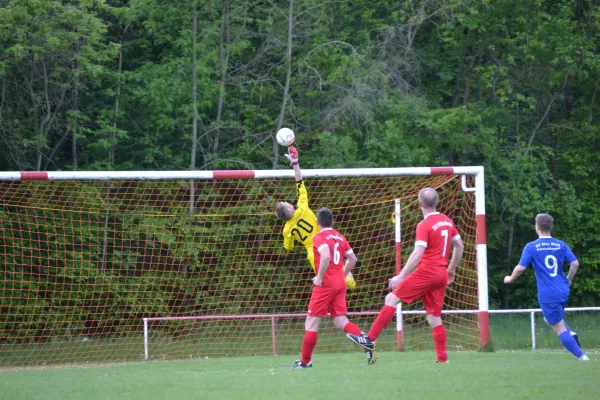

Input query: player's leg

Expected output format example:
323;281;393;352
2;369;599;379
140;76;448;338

541;302;586;360
347;272;425;350
296;287;331;368
297;315;320;368
366;272;430;341
331;291;376;365
559;301;581;347
422;269;449;362
330;289;360;334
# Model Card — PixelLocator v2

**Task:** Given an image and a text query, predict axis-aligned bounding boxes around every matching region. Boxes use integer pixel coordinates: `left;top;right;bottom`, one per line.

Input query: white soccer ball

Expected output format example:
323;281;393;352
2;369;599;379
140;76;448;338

276;128;295;147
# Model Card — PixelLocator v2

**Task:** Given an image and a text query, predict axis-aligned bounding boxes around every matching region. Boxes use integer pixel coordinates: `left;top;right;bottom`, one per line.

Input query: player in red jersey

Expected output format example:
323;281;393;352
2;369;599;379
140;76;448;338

347;188;464;363
294;207;373;368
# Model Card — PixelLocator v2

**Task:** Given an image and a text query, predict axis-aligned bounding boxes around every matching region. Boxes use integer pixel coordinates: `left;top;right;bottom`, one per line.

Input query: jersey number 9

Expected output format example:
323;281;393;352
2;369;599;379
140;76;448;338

545;255;558;277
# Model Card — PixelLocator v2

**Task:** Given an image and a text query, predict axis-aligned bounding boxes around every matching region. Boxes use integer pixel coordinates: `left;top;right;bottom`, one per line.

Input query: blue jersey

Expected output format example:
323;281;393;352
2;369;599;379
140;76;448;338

518;237;577;303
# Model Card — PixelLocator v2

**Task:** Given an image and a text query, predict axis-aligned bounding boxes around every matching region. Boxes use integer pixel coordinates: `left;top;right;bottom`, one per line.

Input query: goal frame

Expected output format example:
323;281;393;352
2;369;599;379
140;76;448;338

0;166;490;350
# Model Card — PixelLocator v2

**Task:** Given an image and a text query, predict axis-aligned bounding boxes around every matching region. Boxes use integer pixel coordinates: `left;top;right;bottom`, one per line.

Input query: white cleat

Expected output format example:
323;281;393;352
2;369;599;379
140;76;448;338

578;355;589;361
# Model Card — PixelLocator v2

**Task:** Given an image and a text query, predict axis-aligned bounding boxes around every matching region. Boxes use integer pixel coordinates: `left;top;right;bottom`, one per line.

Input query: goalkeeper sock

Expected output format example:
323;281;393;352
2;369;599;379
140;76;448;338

343;322;361;335
558;330;583;358
367;305;396;341
432;325;448;362
301;331;318;365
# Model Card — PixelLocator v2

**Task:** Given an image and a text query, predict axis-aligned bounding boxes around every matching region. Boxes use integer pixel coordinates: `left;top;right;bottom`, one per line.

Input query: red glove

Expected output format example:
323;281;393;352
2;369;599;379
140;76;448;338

284;146;299;167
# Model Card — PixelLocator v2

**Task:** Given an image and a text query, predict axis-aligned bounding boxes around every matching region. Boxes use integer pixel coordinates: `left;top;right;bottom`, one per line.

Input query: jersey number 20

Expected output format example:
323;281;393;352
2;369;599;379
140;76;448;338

291;218;314;241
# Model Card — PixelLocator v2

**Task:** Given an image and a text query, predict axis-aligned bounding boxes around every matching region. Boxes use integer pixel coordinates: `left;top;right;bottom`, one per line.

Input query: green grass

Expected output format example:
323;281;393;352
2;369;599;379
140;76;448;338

1;312;599;367
490;312;600;349
1;352;599;400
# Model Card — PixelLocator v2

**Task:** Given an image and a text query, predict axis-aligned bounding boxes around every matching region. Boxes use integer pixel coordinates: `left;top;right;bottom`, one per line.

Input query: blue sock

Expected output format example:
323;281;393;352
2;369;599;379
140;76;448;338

558;331;583;358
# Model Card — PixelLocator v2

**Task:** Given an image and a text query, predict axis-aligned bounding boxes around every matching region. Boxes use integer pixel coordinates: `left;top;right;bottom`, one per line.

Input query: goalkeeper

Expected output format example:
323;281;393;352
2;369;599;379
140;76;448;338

275;146;355;290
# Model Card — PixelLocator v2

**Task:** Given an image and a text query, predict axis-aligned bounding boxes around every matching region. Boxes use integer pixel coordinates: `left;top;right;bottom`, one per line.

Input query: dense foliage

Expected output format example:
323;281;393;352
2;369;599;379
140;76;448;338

1;0;599;310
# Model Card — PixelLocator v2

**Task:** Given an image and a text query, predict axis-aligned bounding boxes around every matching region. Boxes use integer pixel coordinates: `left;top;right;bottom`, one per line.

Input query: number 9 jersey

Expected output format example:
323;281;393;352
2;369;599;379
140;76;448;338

518;237;577;303
282;181;318;269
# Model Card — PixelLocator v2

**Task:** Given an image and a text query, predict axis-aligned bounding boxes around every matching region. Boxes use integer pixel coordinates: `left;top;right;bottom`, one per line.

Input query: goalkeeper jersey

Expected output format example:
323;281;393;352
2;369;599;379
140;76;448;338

282;181;318;269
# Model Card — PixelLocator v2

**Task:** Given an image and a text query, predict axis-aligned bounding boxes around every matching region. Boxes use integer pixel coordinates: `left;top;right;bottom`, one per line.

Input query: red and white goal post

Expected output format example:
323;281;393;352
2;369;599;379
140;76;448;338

0;166;488;366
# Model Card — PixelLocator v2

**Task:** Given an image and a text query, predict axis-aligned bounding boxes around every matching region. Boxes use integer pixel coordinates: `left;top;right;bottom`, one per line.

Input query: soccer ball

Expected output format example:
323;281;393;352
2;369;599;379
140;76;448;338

276;128;295;147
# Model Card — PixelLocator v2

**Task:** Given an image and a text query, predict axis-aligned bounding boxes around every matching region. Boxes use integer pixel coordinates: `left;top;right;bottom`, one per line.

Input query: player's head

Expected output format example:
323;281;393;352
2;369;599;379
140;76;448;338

275;202;295;221
316;207;334;228
535;213;554;235
418;188;439;210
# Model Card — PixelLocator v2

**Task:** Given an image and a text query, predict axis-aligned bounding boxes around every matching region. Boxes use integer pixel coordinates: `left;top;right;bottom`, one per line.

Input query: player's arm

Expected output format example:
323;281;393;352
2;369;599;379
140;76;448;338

505;245;531;284
313;244;330;286
399;245;425;279
284;146;309;209
283;231;294;251
504;265;526;283
564;244;579;285
389;245;425;290
447;236;464;284
344;250;357;276
566;260;579;285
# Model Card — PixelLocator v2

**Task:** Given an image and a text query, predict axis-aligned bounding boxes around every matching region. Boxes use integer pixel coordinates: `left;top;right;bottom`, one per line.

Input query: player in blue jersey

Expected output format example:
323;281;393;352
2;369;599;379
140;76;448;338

504;213;589;360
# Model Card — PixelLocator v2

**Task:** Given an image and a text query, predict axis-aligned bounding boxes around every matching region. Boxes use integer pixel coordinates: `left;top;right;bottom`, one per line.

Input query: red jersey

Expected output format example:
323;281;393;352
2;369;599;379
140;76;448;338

415;212;460;269
312;228;353;289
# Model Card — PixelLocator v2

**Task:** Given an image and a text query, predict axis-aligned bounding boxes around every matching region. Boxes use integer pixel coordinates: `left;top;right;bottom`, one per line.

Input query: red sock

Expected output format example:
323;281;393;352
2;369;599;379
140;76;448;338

367;305;396;341
432;325;447;362
301;331;318;364
343;322;361;335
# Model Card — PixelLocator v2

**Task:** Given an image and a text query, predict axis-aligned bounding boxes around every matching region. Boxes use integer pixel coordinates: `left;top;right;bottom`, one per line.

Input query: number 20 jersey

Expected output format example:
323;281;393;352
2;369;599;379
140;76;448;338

282;181;318;262
518;237;577;303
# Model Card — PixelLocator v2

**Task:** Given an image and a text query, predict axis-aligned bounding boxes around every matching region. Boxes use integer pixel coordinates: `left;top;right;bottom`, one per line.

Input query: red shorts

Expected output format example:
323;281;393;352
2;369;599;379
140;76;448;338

307;286;347;318
393;267;447;316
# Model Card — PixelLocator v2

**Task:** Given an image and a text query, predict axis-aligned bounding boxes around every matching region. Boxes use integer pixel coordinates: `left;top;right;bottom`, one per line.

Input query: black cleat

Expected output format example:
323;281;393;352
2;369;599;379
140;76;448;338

294;360;312;369
346;332;375;351
364;347;377;365
571;331;581;348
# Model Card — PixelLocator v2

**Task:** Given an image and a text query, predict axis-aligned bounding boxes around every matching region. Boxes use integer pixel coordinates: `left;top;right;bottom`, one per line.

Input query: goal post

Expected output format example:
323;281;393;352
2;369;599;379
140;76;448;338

0;166;488;366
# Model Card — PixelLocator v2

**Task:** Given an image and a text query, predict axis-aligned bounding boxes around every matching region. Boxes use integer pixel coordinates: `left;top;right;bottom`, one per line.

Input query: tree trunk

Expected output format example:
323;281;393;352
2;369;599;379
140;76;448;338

190;8;199;215
110;42;123;166
273;0;294;169
37;57;52;170
213;0;230;159
72;70;79;169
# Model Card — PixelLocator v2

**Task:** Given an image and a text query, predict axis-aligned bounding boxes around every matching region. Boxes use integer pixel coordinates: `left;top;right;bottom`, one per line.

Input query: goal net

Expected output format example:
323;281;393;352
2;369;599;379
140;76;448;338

0;167;488;366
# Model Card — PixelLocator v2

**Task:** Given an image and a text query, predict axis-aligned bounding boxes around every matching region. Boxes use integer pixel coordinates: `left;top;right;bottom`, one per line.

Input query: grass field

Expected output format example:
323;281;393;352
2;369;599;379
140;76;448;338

1;313;599;399
1;351;599;400
2;312;600;366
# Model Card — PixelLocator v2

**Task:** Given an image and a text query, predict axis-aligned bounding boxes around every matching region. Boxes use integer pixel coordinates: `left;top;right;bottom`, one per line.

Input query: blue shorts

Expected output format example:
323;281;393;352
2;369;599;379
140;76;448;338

540;302;567;326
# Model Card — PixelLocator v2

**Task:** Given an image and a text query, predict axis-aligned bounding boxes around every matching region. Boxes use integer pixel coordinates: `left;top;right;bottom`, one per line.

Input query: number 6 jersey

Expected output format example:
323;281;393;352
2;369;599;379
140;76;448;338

518;237;577;303
312;228;353;289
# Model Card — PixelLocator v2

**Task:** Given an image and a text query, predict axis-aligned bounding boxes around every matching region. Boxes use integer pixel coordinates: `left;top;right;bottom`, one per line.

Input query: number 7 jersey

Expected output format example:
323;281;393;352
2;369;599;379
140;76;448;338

415;212;460;269
518;237;577;303
282;181;318;269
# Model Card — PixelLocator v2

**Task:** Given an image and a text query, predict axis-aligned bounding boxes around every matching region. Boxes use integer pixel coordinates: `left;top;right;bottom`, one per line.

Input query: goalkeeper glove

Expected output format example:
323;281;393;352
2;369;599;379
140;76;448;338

284;146;299;167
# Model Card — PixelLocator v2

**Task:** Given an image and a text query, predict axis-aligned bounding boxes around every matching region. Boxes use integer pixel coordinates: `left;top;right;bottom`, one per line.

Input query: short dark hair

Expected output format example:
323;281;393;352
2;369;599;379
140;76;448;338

418;188;438;209
535;213;554;233
316;207;334;228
